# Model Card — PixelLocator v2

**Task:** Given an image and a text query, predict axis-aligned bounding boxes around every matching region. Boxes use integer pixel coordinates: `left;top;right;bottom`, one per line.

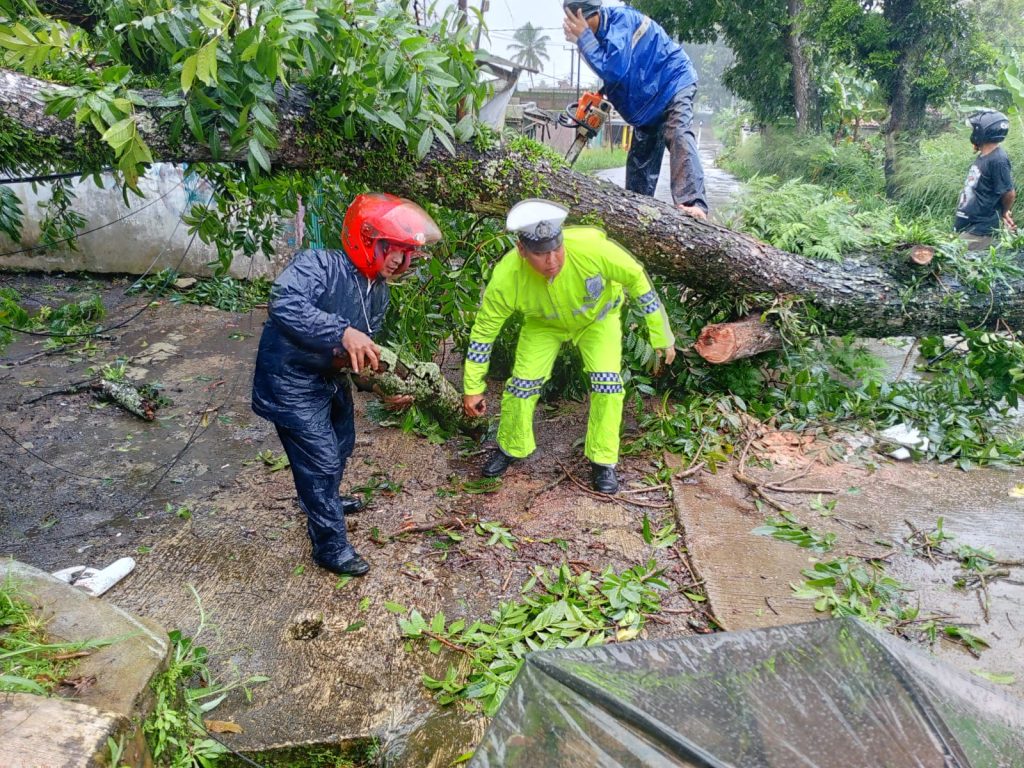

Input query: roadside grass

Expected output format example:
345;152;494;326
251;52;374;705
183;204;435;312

0;575;112;695
572;146;628;174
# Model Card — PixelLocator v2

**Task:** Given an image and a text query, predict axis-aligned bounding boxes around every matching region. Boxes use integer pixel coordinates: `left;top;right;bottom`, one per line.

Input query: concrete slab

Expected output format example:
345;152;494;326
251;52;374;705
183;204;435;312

673;457;1024;699
1;560;169;719
0;693;149;768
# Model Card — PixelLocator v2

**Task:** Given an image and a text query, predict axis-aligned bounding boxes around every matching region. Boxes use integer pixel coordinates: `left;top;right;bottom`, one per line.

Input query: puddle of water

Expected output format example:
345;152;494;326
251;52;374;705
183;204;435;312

594;133;744;219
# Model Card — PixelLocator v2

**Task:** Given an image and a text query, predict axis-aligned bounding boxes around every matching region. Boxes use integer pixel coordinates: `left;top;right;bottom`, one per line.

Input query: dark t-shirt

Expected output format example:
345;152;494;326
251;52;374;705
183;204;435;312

954;146;1015;235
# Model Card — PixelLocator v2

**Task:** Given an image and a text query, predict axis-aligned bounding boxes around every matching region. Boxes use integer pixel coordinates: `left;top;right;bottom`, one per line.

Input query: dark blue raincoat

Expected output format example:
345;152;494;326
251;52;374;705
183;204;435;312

252;248;388;567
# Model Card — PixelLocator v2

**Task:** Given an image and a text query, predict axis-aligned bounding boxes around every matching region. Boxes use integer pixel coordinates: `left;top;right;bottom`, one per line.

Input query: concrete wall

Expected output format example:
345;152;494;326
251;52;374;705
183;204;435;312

0;164;298;279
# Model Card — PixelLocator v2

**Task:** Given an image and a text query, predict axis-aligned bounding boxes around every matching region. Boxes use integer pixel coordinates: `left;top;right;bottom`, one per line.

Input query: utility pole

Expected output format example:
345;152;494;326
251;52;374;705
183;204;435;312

562;45;576;98
575;48;581;103
474;0;489;50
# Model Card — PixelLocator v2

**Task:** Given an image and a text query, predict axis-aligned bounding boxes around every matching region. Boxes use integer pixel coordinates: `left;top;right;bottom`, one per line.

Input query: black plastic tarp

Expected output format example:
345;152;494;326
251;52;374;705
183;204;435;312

470;618;1024;768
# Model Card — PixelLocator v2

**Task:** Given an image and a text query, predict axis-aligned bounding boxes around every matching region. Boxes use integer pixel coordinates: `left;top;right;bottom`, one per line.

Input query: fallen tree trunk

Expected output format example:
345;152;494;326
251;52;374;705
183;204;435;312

694;315;784;364
334;347;485;436
3;68;1023;337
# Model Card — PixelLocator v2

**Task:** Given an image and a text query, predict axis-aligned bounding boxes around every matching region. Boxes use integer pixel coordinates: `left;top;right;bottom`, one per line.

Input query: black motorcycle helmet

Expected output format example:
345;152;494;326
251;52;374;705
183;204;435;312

563;0;602;18
968;109;1010;146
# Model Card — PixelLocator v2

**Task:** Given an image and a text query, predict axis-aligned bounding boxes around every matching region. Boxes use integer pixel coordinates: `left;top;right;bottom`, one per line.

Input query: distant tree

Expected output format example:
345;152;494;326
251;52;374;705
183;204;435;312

508;22;551;87
633;0;816;131
973;0;1024;54
805;0;990;195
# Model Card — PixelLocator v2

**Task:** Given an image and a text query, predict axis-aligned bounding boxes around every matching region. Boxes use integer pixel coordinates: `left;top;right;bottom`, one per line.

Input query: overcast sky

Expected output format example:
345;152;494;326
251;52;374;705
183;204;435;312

454;0;627;88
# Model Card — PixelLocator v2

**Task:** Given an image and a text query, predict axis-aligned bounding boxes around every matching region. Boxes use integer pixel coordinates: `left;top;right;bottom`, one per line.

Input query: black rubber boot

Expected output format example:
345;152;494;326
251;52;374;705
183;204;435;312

590;462;619;494
340;495;365;515
314;551;370;577
482;449;516;478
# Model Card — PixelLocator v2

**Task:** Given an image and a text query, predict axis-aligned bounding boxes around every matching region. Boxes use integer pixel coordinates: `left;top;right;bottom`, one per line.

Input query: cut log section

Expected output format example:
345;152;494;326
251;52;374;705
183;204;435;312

694;315;784;364
907;245;935;266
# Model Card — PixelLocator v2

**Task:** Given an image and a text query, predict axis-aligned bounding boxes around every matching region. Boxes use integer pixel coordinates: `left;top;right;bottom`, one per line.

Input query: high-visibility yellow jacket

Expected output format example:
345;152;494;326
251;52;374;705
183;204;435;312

463;226;674;395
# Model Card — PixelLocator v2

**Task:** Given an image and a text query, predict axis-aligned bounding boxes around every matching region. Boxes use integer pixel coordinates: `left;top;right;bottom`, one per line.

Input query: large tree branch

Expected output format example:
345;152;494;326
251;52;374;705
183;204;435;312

2;68;1020;337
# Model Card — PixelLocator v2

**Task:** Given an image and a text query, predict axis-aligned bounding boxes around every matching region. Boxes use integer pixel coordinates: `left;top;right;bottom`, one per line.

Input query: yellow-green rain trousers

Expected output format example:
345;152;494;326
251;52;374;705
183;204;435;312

463;226;674;465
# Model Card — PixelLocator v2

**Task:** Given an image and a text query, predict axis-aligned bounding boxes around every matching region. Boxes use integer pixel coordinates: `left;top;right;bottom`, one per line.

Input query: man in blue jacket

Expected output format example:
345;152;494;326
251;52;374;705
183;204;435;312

252;193;441;577
564;0;708;220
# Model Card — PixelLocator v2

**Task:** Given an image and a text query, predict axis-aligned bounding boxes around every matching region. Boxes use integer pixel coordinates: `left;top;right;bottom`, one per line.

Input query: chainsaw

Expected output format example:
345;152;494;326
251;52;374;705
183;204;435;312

558;91;613;166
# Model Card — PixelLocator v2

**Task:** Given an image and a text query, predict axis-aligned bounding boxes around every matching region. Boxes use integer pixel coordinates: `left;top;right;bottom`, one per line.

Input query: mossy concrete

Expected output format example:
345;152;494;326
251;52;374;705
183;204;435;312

0;560;169;768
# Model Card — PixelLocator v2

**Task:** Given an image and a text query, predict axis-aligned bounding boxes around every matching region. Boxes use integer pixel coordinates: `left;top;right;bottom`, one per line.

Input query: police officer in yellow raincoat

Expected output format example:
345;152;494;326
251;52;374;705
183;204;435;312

461;199;676;493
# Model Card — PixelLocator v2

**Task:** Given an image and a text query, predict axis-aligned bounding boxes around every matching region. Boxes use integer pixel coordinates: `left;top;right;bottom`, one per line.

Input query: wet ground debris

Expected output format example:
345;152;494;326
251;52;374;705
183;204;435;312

395;560;669;716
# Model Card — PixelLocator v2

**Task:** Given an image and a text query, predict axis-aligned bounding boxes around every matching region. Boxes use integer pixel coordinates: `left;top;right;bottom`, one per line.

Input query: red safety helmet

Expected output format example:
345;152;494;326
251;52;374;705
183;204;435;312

340;193;442;279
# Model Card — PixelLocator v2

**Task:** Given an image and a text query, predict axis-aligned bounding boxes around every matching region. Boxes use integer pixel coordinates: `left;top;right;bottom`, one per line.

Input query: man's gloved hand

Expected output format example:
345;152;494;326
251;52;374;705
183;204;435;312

463;394;487;418
652;346;676;375
341;326;381;373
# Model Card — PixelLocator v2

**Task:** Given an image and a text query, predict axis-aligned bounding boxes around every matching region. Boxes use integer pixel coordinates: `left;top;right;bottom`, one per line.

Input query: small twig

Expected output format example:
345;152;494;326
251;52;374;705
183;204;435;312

977;581;991;624
386;516;475;539
675;462;706;480
522;469;567;512
759;483;837;495
834;516;872;531
556;459;672;509
422;630;474;656
51;651;92;661
894;338;919;384
619;484;668;495
774;462;815;487
764;597;779;616
9;348;60;366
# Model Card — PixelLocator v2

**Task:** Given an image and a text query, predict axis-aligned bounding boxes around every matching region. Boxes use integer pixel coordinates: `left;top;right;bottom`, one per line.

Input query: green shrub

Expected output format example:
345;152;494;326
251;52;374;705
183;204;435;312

721;129;885;200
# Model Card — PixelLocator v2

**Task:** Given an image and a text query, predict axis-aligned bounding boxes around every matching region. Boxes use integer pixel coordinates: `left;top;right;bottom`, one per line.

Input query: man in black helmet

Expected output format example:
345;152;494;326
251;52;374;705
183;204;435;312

954;109;1017;249
563;0;708;220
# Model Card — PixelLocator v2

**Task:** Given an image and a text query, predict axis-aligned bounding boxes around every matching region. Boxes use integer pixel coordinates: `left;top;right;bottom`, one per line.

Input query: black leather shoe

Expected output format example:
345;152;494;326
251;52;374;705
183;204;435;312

590;462;619;494
482;449;516;478
314;552;370;577
340;495;365;515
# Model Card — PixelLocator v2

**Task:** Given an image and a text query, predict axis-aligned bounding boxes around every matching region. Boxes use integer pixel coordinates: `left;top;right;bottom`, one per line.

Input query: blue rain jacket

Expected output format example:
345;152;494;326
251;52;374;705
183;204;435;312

576;6;697;128
252;248;388;430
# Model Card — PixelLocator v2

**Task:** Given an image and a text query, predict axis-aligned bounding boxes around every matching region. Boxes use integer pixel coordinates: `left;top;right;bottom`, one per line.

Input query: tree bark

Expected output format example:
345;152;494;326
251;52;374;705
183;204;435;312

785;0;814;134
694;315;784;364
3;68;1023;338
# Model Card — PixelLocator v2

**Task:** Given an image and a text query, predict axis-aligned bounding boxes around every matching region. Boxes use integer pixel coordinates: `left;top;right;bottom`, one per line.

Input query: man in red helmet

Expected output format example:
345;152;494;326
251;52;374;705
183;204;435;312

252;193;441;577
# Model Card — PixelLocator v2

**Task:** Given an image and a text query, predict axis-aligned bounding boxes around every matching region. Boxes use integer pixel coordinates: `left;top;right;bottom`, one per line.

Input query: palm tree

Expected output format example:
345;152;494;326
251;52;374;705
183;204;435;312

507;22;551;88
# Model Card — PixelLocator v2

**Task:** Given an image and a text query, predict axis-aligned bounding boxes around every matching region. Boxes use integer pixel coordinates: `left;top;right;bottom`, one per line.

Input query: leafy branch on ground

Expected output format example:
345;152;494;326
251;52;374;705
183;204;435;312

752;509;836;552
396;561;668;715
128;270;271;313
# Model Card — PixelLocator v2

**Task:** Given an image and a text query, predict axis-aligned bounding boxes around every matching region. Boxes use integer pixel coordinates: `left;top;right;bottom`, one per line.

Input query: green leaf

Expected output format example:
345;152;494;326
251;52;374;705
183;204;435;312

185;105;205;142
101;118;136;151
971;670;1015;685
248;138;271;173
378;110;407;132
384;601;407;614
181;54;198;93
196;40;219;87
416;127;434;160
